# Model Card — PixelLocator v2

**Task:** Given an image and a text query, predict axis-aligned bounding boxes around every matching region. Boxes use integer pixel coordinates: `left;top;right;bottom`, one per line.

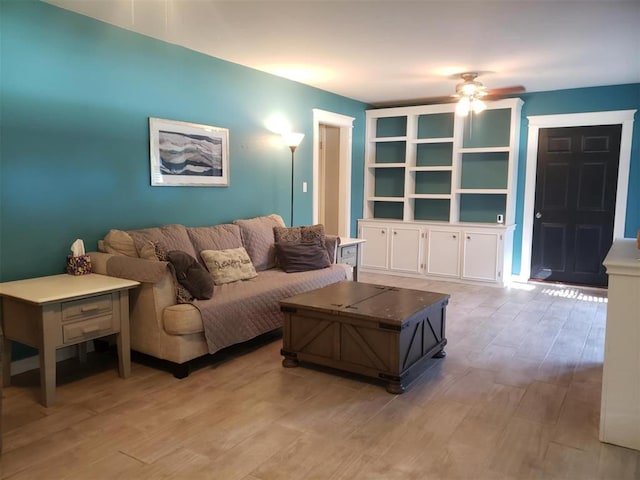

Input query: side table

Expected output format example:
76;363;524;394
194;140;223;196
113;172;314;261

0;273;139;407
337;237;366;281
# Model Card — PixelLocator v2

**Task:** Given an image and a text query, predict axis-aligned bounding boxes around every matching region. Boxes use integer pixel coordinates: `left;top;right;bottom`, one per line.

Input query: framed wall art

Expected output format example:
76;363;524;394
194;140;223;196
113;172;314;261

149;117;229;186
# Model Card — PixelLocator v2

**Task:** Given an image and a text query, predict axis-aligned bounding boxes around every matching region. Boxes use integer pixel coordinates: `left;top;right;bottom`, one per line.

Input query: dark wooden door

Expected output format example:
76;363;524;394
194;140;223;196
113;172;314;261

530;125;621;287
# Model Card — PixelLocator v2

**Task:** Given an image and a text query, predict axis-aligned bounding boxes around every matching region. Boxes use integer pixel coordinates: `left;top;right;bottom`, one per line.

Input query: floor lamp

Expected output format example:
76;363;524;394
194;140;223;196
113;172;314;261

282;132;305;227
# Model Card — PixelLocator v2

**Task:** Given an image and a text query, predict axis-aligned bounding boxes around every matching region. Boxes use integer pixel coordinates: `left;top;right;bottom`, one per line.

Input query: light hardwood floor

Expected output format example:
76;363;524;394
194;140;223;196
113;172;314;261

1;273;639;479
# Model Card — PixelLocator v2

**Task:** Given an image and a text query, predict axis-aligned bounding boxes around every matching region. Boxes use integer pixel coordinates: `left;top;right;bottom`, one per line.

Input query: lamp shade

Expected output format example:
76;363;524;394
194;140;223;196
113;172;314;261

282;132;305;149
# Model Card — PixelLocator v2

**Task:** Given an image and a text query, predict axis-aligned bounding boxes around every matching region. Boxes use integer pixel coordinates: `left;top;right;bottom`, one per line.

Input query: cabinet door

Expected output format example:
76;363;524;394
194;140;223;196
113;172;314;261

426;230;460;277
462;232;499;281
390;227;422;273
360;225;389;270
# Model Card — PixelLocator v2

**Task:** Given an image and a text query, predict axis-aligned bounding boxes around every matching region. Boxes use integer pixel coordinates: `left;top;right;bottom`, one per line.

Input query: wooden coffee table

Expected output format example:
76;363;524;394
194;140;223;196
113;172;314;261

280;281;449;394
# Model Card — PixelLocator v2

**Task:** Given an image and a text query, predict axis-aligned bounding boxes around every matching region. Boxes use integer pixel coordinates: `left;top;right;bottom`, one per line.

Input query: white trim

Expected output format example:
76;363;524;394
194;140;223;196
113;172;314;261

519;110;636;282
312;109;355;237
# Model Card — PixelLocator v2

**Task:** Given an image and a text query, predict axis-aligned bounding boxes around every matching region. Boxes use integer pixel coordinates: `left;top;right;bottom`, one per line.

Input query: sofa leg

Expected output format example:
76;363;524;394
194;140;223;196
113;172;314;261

173;362;190;379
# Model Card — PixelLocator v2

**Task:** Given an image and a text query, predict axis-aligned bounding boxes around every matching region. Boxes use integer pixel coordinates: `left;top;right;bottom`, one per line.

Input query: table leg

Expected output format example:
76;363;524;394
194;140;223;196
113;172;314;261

77;342;87;363
116;291;131;378
2;338;11;387
40;306;59;407
40;339;56;407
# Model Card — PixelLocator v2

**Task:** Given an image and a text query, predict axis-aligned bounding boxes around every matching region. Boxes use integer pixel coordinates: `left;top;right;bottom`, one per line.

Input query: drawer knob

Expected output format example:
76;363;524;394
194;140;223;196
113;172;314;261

81;306;99;313
82;325;101;334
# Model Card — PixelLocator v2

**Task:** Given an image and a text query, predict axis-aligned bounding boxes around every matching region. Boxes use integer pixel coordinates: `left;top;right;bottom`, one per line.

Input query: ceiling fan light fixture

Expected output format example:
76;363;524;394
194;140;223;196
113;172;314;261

456;96;486;117
456;96;470;116
473;98;487;114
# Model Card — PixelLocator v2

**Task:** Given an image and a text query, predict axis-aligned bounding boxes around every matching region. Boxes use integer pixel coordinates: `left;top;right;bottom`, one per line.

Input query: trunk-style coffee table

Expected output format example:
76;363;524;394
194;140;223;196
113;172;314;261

280;281;449;394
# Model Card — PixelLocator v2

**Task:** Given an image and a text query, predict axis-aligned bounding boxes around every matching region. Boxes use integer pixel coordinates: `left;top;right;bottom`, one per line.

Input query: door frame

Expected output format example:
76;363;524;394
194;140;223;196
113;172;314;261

312;109;355;237
518;110;636;282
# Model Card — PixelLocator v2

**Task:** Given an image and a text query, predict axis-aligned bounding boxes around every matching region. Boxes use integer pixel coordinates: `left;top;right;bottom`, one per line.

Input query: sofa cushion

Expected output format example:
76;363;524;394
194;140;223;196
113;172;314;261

233;214;285;271
128;224;198;260
201;247;258;285
163;304;204;335
102;229;138;257
275;241;331;273
166;250;214;300
187;224;243;257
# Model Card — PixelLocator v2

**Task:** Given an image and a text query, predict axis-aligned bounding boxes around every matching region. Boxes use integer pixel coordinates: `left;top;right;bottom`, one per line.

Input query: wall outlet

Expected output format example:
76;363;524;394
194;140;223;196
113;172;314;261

497;214;504;224
302;182;308;193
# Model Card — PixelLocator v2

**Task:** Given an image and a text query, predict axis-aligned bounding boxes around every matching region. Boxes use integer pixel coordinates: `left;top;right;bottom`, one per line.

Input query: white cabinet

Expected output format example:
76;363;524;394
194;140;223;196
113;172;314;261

360;224;389;270
359;220;513;286
600;240;640;451
426;229;460;277
389;226;422;273
462;231;499;281
360;223;422;274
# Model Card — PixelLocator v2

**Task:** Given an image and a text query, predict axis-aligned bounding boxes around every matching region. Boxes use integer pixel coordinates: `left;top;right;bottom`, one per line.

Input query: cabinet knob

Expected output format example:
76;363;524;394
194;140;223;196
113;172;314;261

535;212;542;219
381;230;386;234
452;235;456;239
467;236;471;240
393;231;397;235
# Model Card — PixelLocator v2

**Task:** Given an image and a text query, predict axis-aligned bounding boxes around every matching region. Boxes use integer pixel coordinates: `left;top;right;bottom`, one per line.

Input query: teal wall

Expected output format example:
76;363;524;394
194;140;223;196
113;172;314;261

512;84;640;274
0;1;366;284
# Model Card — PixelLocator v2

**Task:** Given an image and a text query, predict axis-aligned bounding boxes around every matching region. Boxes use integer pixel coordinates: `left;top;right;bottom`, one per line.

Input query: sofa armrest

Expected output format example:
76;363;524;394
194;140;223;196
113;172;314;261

89;251;170;283
325;235;340;264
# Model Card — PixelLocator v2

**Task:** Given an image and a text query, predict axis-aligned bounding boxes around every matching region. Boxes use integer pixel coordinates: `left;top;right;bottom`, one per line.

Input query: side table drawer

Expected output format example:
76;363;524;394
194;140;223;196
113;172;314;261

339;245;358;266
62;294;112;322
62;315;116;344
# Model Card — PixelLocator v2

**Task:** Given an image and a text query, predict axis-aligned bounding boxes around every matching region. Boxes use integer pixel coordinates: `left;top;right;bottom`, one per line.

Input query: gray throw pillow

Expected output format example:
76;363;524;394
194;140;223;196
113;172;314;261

274;241;331;273
166;250;214;300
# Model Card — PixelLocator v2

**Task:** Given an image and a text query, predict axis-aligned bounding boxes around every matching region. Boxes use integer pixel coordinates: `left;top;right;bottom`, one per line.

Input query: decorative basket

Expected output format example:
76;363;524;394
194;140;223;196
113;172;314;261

66;254;92;275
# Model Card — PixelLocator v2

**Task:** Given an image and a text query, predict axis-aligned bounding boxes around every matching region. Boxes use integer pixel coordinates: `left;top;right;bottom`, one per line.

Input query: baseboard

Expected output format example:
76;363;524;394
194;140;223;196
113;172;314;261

10;343;95;376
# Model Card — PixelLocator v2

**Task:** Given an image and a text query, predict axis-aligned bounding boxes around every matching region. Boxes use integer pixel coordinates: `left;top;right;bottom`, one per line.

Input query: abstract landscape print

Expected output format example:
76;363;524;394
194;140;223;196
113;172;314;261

149;118;229;186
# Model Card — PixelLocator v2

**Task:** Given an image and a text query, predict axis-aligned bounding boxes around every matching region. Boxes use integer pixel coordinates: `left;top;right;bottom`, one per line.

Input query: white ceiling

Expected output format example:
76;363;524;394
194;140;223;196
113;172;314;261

45;0;640;105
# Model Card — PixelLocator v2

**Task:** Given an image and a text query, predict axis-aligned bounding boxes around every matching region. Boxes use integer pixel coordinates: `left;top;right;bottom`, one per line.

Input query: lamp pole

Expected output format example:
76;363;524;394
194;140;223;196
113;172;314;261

282;132;305;227
289;145;296;227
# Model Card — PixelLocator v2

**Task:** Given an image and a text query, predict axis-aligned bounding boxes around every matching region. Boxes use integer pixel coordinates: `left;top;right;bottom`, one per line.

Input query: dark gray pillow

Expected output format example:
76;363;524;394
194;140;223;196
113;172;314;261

166;250;214;300
274;241;331;273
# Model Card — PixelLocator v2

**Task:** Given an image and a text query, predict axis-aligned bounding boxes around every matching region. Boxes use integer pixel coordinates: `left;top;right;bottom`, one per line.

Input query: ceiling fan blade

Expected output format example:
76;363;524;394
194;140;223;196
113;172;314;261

371;95;457;108
485;85;526;97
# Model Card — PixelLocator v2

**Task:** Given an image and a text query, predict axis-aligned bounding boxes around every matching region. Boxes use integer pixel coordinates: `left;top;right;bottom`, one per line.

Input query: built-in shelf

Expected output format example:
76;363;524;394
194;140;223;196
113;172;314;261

364;98;523;225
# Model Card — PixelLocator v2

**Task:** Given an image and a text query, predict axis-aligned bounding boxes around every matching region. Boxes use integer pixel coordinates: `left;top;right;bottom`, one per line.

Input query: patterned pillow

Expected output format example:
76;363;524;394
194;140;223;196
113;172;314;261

273;224;326;246
139;241;194;303
201;247;258;285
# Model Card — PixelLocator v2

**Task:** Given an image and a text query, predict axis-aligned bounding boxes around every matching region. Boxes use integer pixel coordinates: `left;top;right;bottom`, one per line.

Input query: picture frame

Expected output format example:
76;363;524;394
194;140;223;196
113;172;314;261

149;117;229;187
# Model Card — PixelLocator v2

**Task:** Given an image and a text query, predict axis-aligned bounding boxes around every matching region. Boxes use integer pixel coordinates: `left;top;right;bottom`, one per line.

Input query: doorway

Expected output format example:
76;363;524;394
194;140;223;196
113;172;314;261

318;125;341;234
519;110;635;284
530;125;622;286
312;109;355;237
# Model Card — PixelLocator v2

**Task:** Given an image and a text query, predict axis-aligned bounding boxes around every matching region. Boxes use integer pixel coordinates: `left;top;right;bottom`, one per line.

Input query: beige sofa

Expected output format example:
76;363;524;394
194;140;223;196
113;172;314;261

90;214;348;377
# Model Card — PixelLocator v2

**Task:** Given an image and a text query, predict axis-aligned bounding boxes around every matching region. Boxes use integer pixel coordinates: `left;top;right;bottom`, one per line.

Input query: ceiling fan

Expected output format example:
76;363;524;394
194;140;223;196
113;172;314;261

371;72;525;110
453;72;525;116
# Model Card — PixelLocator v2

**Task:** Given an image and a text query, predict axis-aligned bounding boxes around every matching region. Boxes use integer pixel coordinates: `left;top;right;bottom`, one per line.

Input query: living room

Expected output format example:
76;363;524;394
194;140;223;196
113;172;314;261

1;0;639;478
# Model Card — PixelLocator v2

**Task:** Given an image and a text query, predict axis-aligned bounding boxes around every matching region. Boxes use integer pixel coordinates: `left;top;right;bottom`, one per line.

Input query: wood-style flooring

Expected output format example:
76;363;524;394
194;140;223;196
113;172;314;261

1;273;639;479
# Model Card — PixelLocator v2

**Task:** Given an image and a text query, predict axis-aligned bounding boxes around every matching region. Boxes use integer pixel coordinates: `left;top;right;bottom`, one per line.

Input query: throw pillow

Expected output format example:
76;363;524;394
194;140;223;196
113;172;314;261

233;215;285;271
273;224;326;246
102;229;138;257
274;241;331;273
166;250;214;300
201;247;258;285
